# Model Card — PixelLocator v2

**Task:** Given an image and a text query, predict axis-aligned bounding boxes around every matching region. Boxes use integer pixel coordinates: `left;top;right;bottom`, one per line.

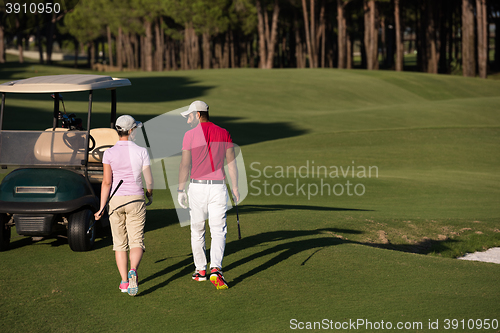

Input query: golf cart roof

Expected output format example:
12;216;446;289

0;74;131;93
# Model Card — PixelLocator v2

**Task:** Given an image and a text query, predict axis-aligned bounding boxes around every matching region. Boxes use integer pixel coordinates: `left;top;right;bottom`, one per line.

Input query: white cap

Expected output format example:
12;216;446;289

181;100;209;118
115;115;143;131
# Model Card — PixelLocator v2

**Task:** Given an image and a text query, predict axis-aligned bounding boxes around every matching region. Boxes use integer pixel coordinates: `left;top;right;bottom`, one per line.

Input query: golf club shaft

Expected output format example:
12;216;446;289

235;202;241;240
226;183;241;240
98;179;123;217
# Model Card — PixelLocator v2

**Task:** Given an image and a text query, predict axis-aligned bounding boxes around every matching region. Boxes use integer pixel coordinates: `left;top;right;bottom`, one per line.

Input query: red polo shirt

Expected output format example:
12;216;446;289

182;122;233;180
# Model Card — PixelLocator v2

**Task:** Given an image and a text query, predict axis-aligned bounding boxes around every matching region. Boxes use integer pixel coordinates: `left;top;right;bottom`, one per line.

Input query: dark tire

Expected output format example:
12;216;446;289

68;208;95;252
0;213;11;251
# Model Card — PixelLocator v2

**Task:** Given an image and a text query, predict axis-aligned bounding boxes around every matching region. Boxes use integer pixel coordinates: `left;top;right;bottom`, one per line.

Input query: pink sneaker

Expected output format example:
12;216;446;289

119;281;129;293
192;270;207;281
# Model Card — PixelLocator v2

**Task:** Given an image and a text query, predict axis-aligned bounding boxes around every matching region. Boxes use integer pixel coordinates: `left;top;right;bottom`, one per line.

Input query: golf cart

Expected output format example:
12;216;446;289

0;74;131;251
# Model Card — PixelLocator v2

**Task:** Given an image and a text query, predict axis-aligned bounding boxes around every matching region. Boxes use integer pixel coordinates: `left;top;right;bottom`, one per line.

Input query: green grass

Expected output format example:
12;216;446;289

1;61;499;332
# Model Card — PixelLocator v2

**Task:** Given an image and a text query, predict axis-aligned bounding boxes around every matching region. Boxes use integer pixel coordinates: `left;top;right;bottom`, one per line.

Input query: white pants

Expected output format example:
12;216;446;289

188;183;228;271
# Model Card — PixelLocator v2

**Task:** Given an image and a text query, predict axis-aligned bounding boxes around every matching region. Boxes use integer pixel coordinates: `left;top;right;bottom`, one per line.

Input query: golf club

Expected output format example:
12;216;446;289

226;183;241;240
235;201;241;240
87;180;123;235
51;93;66;113
98;179;123;217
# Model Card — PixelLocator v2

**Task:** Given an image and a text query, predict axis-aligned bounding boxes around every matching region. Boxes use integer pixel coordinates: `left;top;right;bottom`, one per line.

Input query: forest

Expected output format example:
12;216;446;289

1;0;499;77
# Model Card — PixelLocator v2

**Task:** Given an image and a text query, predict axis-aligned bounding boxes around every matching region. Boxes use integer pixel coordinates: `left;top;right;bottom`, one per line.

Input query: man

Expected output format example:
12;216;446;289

178;100;239;290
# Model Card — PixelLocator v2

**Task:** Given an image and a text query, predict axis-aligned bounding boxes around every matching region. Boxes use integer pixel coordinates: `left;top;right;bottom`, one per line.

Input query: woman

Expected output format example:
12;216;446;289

95;115;153;296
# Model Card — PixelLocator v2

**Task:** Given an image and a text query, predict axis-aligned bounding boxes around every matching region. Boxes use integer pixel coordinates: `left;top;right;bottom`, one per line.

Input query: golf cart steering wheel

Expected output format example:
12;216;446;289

91;145;113;162
62;132;96;151
88;135;96;151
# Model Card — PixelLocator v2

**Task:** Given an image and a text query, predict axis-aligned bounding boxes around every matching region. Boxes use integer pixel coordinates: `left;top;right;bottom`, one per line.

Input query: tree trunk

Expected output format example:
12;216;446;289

180;39;188;70
462;0;476;77
171;40;178;70
301;0;315;67
117;27;123;71
144;20;153;72
265;0;280;69
139;34;145;70
380;19;386;65
0;26;4;64
476;0;487;78
426;0;438;74
125;33;135;69
132;34;139;70
346;33;353;69
74;40;78;68
165;37;171;71
310;0;317;67
295;17;305;68
106;26;114;67
36;23;44;64
155;18;163;71
15;18;24;64
0;25;4;63
229;30;236;68
370;0;378;69
46;13;56;64
90;42;95;68
337;0;347;69
240;38;248;68
321;18;325;68
222;33;229;68
256;0;267;68
192;26;200;69
17;36;24;63
364;0;378;70
202;32;211;69
394;0;403;71
438;1;450;74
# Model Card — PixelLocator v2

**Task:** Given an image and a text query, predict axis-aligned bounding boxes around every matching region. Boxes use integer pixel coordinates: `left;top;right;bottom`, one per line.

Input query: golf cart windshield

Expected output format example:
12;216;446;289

0;130;88;167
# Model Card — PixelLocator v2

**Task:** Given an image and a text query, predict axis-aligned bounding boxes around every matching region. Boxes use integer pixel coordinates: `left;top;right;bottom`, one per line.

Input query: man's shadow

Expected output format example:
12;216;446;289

138;204;457;294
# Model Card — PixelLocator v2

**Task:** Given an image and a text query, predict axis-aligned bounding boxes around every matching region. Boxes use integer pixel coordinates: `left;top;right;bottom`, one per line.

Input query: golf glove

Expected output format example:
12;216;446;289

178;192;188;209
146;195;153;206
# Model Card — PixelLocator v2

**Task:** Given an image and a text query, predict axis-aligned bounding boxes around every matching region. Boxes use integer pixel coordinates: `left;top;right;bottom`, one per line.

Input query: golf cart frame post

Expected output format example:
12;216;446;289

0;75;130;252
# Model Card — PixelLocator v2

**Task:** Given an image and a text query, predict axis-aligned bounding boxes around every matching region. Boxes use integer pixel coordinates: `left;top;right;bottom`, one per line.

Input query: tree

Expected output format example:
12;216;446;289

256;0;280;68
65;0;104;67
476;0;487;78
364;0;379;70
394;0;403;71
337;0;351;69
462;0;475;77
301;0;326;68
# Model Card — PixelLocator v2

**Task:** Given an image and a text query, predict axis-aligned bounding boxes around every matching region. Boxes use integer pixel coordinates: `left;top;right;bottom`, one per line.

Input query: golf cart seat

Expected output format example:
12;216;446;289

34;129;86;164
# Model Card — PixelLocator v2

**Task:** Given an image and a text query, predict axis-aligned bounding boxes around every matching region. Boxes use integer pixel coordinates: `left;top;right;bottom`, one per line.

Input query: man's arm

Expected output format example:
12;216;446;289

178;150;191;191
226;147;239;202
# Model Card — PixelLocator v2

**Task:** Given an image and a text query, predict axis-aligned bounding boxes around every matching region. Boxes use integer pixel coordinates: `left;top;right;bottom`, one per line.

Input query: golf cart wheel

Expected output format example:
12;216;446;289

0;214;11;251
68;208;95;252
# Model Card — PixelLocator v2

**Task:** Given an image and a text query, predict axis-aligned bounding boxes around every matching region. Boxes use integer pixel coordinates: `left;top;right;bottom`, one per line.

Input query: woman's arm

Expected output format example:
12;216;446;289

95;163;112;220
143;165;154;199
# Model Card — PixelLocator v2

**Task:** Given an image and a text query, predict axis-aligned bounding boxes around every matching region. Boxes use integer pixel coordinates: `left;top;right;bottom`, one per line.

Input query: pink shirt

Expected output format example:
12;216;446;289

102;140;150;196
182;122;233;180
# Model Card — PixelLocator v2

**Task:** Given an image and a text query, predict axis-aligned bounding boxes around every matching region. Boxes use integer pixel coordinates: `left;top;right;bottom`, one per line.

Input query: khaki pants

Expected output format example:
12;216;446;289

108;195;146;251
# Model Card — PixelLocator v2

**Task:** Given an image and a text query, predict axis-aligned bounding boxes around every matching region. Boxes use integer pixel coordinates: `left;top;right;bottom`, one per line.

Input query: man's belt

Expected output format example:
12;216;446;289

190;179;225;184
